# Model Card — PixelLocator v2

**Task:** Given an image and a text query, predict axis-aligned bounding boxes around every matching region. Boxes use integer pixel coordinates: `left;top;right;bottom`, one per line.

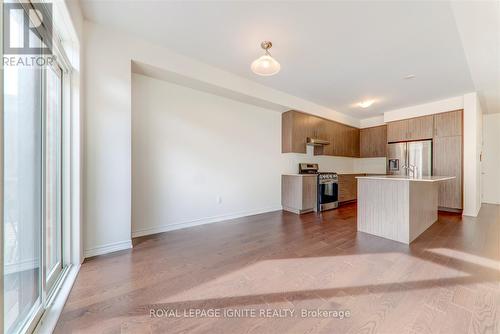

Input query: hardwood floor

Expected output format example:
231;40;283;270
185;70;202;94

55;203;500;334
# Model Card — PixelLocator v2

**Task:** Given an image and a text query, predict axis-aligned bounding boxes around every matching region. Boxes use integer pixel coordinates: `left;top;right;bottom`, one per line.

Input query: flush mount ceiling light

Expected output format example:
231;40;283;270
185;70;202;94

404;74;416;80
358;99;376;108
251;41;281;76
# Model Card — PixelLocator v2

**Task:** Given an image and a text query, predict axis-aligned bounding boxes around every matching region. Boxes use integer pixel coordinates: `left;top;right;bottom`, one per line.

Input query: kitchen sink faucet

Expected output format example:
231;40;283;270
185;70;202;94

402;164;417;177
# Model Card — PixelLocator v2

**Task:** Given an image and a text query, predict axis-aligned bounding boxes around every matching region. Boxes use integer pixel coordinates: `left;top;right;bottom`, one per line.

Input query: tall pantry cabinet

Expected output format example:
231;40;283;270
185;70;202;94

433;110;463;210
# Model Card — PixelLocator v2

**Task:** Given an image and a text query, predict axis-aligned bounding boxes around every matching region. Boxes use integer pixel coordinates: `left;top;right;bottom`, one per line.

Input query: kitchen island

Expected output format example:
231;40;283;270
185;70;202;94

356;175;455;244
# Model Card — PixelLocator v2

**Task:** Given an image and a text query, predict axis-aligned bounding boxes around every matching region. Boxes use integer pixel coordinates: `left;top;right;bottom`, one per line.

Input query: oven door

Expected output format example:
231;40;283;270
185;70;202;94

318;181;339;211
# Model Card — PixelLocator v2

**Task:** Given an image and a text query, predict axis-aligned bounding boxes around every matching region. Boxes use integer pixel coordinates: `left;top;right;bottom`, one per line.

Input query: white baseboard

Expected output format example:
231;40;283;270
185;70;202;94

462;210;479;217
131;206;283;238
482;200;500;205
83;239;133;258
463;203;482;217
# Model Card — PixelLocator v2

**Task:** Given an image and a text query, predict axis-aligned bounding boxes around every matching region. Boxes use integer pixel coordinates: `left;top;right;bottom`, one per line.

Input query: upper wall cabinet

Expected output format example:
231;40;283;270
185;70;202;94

319;122;359;157
282;110;312;154
387;115;433;142
282;110;359;157
349;126;361;157
360;125;387;157
434;110;463;137
408;115;434;140
387;119;408;143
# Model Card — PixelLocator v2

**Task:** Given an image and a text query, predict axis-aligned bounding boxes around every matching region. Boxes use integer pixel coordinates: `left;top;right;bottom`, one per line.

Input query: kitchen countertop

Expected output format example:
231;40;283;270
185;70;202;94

282;174;318;177
356;175;455;182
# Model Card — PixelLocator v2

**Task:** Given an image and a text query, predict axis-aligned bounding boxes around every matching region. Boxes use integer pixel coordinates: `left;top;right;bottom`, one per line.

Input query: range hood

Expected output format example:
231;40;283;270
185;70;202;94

306;137;330;146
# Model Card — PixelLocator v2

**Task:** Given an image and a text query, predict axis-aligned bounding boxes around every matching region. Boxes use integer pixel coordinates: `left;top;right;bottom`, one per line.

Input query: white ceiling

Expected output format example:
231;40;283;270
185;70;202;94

81;1;499;119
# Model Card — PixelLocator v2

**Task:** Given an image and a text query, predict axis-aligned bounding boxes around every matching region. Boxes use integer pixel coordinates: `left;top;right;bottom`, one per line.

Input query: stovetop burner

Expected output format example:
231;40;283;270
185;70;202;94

318;172;338;181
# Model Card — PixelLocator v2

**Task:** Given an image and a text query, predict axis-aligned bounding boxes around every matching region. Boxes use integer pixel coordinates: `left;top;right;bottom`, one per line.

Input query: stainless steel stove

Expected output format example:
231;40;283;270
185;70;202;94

298;163;339;212
317;172;339;211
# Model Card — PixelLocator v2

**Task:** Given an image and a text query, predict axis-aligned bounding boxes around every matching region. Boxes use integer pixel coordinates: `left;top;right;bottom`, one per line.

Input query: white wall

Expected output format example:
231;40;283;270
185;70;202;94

384;95;464;122
451;0;500;115
83;22;133;256
354;158;387;174
132;74;380;237
132;74;283;237
359;116;385;128
482;114;500;204
463;92;483;216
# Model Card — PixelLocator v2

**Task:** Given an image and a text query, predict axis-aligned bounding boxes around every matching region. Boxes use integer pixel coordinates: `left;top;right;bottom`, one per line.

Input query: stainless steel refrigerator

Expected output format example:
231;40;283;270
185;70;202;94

387;140;432;177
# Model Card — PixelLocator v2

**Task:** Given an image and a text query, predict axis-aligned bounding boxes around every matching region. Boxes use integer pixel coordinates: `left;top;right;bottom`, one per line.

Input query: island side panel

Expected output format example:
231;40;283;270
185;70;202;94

282;175;317;214
282;175;301;214
357;179;410;243
409;181;439;242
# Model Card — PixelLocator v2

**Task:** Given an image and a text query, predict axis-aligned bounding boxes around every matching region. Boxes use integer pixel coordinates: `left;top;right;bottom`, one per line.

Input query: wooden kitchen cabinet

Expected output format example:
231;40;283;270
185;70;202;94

407;115;433;140
282;175;317;214
433;136;463;209
307;114;327;139
315;121;336;156
387;115;433;142
338;174;365;203
332;122;348;156
282;111;311;153
318;122;359;157
348;126;360;157
282;110;331;154
387;119;408;143
360;125;387;157
433;109;463;210
434;110;463;137
282;110;359;157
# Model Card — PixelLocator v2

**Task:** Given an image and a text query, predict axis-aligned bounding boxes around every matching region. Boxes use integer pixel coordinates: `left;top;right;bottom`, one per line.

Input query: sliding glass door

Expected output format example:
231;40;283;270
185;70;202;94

3;3;67;333
3;51;43;334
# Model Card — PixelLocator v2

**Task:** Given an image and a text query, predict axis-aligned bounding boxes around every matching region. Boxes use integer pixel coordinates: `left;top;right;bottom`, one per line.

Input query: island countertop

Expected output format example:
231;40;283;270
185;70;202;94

356;175;455;182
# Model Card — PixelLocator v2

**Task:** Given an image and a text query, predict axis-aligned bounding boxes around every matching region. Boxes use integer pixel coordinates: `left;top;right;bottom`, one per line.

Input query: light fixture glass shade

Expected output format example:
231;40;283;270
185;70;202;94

251;54;281;76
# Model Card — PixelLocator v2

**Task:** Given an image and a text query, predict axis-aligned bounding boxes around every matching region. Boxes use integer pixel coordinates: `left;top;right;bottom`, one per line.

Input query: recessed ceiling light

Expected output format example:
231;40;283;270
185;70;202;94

404;74;416;80
251;41;281;76
358;99;376;108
